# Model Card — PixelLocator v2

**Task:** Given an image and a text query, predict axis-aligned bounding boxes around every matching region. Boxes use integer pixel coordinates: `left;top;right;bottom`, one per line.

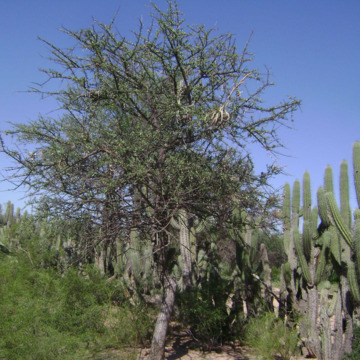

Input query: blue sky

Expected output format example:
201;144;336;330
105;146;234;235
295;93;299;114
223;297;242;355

1;0;360;212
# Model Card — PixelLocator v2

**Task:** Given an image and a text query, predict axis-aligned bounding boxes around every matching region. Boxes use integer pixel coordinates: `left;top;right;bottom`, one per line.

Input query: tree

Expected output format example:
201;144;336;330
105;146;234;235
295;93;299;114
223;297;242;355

1;1;300;359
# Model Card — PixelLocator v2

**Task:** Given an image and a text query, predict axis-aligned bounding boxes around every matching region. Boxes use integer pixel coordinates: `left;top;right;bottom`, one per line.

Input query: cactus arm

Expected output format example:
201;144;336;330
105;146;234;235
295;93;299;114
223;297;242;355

354;209;360;273
340;161;352;228
317;187;331;228
293;228;312;285
329;227;342;266
311;207;319;237
324;165;334;193
292;180;301;228
348;261;360;302
282;183;291;230
192;217;206;234
302;220;312;261
170;209;192;289
302;172;312;260
353;141;360;208
303;171;312;221
314;236;329;285
326;192;353;249
170;216;181;230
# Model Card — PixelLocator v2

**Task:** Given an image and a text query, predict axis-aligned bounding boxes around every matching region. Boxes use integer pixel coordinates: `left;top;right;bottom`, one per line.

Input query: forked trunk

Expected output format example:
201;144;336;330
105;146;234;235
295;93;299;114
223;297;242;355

149;276;177;360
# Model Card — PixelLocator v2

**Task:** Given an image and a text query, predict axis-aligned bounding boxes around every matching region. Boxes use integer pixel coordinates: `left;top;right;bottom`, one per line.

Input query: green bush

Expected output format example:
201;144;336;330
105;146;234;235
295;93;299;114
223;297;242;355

342;325;360;360
0;250;152;359
0;254;89;360
102;301;153;347
244;312;299;360
176;274;232;351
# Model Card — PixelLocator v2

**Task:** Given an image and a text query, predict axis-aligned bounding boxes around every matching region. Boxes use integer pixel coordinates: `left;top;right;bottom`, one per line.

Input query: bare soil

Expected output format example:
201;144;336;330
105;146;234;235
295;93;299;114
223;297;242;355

92;323;310;360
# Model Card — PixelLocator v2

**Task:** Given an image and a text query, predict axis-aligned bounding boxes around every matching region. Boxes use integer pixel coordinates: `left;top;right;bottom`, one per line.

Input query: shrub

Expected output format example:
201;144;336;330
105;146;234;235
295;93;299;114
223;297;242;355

244;312;299;360
0;251;152;359
0;253;90;359
176;274;232;351
342;325;360;360
103;301;153;347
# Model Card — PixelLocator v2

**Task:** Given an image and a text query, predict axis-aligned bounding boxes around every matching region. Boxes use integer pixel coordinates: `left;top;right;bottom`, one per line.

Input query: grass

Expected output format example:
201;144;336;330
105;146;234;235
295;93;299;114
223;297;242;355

244;312;299;360
0;252;153;360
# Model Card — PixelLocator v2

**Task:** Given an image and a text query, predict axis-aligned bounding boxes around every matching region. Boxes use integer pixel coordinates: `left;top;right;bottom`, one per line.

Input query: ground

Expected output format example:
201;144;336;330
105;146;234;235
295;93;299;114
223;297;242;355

92;323;310;360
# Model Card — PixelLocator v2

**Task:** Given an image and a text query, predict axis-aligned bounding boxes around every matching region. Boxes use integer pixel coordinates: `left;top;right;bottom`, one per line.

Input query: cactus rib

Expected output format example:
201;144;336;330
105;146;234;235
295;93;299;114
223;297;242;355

326;192;353;249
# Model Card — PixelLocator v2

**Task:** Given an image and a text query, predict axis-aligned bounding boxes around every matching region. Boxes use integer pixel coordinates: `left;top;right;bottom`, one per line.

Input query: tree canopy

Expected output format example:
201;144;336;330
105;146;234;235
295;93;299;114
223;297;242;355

1;2;300;358
1;2;298;228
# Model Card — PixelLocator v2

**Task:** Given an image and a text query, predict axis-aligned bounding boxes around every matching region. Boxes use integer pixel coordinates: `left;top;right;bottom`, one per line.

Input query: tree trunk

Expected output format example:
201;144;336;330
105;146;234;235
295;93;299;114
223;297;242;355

149;276;177;360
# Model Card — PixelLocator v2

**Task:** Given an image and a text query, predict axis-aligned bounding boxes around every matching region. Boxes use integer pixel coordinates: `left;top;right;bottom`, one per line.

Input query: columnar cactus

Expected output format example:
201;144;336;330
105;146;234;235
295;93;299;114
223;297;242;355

324;165;334;193
317;187;331;228
171;209;192;289
170;209;205;290
353;142;360;207
282;172;335;359
340;161;352;228
281;142;360;359
318;142;360;356
3;201;14;227
282;182;298;272
302;171;312;261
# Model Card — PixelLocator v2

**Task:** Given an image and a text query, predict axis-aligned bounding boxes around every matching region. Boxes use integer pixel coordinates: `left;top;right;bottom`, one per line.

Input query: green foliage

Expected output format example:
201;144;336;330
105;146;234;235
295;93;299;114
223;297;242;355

176;274;233;351
0;247;152;360
0;0;301;357
102;301;153;347
0;254;91;359
342;326;360;360
245;312;299;360
262;232;286;269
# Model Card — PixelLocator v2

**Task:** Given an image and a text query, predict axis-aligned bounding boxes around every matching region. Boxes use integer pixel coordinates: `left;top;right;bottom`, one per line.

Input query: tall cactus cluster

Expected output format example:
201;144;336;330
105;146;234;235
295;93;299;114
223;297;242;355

282;172;329;358
0;201;27;251
234;223;273;317
170;208;206;289
281;141;360;360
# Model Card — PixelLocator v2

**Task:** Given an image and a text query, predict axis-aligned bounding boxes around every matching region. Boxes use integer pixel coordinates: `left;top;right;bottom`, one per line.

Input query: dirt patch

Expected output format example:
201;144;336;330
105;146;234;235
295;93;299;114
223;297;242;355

138;344;257;360
94;343;309;360
92;321;311;360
